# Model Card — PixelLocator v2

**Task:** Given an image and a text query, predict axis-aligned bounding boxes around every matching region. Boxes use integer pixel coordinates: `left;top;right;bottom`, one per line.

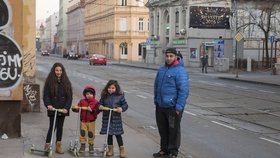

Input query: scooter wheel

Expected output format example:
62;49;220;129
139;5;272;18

74;148;79;157
102;151;107;157
48;150;53;158
28;144;34;154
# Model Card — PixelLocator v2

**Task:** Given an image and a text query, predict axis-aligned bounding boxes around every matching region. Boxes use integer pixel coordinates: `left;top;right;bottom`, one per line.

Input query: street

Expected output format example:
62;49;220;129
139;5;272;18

34;55;280;158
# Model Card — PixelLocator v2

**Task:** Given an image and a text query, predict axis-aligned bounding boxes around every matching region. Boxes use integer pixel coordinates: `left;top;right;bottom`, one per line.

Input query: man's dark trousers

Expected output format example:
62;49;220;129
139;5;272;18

156;106;182;156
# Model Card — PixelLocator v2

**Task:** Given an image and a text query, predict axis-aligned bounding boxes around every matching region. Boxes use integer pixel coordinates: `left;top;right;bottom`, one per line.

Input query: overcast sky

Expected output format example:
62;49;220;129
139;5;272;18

36;0;59;20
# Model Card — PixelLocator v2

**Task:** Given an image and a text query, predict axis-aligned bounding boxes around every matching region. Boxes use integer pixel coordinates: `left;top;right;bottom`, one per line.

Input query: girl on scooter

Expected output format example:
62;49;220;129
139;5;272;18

43;62;73;154
99;80;128;158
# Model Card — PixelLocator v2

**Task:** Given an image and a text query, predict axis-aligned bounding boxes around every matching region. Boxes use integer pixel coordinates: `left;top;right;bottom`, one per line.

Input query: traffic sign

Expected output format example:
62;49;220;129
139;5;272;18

235;33;243;42
270;35;275;43
146;38;151;45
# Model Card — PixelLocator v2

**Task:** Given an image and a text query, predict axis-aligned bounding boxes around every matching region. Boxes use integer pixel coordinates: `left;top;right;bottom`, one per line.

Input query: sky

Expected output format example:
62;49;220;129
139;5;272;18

36;0;59;20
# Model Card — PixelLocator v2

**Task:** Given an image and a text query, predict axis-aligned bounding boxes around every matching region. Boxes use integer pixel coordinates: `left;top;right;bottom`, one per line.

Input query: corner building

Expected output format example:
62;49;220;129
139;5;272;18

84;0;149;61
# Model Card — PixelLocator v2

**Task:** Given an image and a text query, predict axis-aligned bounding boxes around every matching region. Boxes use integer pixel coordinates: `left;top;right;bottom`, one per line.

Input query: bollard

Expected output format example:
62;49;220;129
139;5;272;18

247;57;251;72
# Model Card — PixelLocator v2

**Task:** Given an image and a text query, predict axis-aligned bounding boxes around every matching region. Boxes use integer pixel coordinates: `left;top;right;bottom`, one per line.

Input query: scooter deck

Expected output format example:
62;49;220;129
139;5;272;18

69;147;106;157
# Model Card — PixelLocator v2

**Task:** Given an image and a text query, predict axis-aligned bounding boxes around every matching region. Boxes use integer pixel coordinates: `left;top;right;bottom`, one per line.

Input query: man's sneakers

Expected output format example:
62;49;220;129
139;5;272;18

166;153;177;158
153;150;178;158
153;150;167;157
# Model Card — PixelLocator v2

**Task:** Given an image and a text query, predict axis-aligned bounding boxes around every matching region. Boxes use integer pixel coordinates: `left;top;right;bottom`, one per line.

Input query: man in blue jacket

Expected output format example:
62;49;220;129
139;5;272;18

153;48;189;158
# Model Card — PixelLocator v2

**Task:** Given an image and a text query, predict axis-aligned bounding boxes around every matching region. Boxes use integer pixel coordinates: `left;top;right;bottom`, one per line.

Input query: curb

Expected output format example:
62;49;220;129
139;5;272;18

112;63;159;71
218;77;280;87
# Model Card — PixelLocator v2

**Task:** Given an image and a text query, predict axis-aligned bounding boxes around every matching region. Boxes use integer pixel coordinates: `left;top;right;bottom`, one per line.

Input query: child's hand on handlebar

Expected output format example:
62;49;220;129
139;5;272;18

47;105;53;110
99;105;104;110
62;109;68;114
116;107;123;113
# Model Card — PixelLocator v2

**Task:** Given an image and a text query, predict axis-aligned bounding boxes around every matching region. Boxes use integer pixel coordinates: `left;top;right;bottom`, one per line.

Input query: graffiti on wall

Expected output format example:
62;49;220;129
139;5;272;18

0;0;22;97
23;84;38;107
23;49;35;77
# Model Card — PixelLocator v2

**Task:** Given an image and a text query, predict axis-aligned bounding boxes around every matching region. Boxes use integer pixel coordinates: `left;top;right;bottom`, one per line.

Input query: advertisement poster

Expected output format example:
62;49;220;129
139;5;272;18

190;48;197;59
189;6;230;29
214;39;224;58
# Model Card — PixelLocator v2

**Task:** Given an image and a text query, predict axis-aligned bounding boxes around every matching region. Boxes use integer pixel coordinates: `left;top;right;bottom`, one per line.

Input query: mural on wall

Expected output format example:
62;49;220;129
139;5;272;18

0;0;11;30
189;6;230;29
0;0;22;97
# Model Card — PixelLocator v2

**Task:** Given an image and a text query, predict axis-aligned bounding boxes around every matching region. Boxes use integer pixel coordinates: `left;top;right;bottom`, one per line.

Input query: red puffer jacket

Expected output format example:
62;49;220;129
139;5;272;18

73;86;100;122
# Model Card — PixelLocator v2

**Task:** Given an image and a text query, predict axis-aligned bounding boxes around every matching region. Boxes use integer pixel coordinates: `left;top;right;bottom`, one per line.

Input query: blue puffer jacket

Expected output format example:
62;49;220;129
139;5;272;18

154;58;189;112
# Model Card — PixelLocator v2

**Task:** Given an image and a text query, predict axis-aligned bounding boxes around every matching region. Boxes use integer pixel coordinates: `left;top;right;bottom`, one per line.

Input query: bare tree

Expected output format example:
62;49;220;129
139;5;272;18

237;1;280;67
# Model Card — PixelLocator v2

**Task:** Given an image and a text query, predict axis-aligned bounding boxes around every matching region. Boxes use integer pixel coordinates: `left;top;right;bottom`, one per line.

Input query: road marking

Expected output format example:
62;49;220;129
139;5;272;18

211;121;237;130
136;95;147;99
184;111;197;116
123;90;131;94
213;83;226;86
234;85;249;89
258;90;276;94
260;137;280;146
143;125;157;130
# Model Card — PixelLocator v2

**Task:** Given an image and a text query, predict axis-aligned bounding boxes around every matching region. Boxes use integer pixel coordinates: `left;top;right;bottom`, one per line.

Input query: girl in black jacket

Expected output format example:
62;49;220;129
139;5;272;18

43;63;73;154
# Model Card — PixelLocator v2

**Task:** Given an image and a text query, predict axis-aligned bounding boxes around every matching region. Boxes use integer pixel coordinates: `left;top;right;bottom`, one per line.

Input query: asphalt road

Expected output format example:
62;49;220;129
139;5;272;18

37;55;280;158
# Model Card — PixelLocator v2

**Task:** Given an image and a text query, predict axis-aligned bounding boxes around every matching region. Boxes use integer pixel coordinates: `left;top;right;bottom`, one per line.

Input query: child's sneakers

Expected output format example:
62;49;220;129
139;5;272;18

79;144;85;153
89;144;94;154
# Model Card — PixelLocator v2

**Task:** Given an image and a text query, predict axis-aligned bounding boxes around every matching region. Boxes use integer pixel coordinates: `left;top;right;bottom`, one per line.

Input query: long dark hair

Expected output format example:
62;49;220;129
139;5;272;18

101;80;123;98
43;62;72;97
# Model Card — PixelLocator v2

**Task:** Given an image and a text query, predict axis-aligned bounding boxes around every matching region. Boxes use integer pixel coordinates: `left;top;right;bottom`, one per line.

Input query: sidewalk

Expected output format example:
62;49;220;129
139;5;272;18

0;79;158;158
112;61;280;87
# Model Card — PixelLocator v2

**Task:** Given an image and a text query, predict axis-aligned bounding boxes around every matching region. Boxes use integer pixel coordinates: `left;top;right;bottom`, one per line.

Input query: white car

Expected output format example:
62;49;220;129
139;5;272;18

67;51;79;60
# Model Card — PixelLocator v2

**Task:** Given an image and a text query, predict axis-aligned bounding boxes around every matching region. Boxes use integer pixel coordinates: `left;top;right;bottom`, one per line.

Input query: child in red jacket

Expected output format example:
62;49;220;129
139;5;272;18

72;86;100;154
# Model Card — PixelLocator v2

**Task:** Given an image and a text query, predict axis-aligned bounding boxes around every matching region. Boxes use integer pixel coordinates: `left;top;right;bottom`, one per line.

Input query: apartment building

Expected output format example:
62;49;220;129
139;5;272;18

66;1;85;55
147;0;232;67
84;0;149;61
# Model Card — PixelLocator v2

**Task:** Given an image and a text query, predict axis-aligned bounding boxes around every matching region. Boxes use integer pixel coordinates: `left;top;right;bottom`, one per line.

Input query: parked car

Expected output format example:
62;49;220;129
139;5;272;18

67;51;79;60
89;54;107;65
41;50;49;56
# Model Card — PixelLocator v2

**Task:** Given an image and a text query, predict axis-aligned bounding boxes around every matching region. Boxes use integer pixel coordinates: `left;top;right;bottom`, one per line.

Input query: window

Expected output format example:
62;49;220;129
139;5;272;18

139;18;144;31
120;17;127;31
175;11;179;23
121;0;127;6
138;0;144;7
175;11;179;35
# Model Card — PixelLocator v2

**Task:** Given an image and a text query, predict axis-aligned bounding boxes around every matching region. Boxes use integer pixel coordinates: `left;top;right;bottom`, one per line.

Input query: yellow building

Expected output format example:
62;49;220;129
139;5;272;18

84;0;149;62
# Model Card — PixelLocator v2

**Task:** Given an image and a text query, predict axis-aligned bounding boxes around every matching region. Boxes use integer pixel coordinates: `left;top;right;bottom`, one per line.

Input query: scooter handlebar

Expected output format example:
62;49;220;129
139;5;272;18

71;106;89;110
48;107;64;113
100;106;118;112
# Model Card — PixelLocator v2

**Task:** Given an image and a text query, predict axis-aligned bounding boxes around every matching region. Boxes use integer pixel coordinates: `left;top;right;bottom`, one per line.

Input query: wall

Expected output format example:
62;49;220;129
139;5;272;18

0;0;36;138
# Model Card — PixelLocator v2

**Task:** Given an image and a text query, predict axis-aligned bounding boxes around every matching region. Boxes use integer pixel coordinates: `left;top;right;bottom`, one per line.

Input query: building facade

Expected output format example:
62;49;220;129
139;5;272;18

41;12;59;52
84;0;149;61
66;1;85;56
57;0;69;55
147;0;232;67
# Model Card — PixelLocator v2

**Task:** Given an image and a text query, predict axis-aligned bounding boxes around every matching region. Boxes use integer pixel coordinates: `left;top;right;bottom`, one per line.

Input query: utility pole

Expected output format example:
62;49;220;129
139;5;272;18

233;0;239;78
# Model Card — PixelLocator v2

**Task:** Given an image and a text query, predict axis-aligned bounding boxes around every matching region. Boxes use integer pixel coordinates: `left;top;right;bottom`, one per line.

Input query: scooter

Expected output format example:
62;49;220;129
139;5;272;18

99;106;118;157
29;108;64;158
69;106;90;157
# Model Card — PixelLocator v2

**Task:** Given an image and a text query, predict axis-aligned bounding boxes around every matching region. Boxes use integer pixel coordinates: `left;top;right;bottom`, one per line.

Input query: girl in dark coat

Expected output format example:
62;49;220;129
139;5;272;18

43;63;73;154
99;80;128;158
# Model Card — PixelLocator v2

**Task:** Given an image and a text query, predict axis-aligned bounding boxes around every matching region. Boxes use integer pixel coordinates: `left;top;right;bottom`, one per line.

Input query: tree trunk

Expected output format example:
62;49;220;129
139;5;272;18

265;33;269;68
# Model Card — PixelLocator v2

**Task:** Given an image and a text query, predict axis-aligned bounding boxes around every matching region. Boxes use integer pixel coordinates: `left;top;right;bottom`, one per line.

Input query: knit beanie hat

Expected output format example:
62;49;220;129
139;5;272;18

84;88;95;95
165;48;177;55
